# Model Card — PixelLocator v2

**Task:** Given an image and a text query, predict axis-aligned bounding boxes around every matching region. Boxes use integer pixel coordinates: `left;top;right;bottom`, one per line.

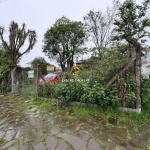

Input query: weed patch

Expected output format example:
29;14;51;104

0;138;6;146
27;96;150;127
39;101;53;109
73;106;89;117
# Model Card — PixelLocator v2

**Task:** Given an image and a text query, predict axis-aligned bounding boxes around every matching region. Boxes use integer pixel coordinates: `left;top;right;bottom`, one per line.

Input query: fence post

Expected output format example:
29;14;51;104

36;64;39;97
11;67;16;94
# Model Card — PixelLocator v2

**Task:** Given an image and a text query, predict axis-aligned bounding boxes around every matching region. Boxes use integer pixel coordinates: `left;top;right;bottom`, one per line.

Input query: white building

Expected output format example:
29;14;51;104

141;50;150;78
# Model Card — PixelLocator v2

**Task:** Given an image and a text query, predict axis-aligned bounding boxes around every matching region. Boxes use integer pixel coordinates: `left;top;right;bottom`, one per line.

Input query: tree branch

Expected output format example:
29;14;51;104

0;27;9;50
106;47;136;87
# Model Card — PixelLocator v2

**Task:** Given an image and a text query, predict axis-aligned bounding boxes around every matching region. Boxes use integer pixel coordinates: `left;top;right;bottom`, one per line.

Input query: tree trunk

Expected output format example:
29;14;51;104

135;44;141;112
106;47;136;87
70;56;74;69
61;64;65;72
67;59;70;72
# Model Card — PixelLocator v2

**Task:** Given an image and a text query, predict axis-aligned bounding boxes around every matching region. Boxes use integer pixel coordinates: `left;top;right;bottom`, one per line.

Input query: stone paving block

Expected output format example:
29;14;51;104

15;128;24;138
34;142;46;150
46;136;58;150
26;130;41;147
129;139;148;149
40;123;52;135
28;117;41;130
57;133;86;150
0;96;150;150
4;129;16;141
2;140;16;149
0;131;5;138
0;124;6;130
56;140;67;150
19;143;29;150
59;124;77;133
51;116;63;125
7;145;19;150
50;126;60;135
21;124;30;133
18;134;29;143
87;139;103;150
75;130;90;142
8;127;14;130
115;144;127;150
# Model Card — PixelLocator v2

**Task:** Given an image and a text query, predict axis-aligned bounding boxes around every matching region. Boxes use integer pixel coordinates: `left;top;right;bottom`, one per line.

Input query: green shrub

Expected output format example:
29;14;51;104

38;83;57;97
36;79;119;108
81;82;118;108
0;83;11;94
53;81;118;108
121;74;137;108
81;82;105;104
54;81;84;104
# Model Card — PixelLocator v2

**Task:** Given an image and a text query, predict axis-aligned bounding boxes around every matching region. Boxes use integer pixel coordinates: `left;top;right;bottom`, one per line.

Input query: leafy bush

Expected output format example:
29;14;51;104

0;83;11;94
38;83;57;97
118;74;137;108
52;81;119;108
54;81;84;104
81;82;118;108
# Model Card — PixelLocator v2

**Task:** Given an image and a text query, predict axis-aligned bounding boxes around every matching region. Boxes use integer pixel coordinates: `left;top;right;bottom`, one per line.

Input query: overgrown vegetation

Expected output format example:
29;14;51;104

141;77;150;111
28;97;150;127
0;0;150;117
37;81;118;109
0;138;6;146
36;76;150;112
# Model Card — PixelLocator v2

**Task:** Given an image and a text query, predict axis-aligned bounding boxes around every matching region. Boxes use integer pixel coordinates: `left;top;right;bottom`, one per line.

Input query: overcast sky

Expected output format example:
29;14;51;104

0;0;143;67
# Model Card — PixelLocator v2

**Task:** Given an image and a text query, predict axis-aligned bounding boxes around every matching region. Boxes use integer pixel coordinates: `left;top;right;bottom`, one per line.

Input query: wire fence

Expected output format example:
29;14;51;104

0;66;93;98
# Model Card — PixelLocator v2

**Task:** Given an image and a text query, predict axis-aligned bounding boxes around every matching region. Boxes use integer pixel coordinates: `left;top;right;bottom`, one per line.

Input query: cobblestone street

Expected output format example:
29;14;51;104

0;96;150;150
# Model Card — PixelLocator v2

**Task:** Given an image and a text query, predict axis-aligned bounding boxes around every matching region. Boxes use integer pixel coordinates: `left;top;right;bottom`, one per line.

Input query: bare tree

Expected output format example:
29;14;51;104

0;21;37;65
83;0;120;55
0;21;37;93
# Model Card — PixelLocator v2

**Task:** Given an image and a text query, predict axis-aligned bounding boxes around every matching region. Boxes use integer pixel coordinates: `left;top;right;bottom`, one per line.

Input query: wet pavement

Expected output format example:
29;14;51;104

0;95;150;150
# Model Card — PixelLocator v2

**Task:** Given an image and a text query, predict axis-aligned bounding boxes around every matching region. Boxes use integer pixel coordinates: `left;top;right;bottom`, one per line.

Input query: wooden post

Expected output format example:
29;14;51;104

11;68;16;94
36;64;39;97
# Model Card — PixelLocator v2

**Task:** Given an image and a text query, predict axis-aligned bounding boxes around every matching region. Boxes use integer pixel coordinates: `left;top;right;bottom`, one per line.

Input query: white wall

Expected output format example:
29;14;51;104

141;66;150;78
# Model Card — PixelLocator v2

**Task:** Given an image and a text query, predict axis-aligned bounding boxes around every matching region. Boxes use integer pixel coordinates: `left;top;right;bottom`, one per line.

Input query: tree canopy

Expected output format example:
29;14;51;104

31;57;50;75
113;0;150;45
107;0;150;110
43;16;86;72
